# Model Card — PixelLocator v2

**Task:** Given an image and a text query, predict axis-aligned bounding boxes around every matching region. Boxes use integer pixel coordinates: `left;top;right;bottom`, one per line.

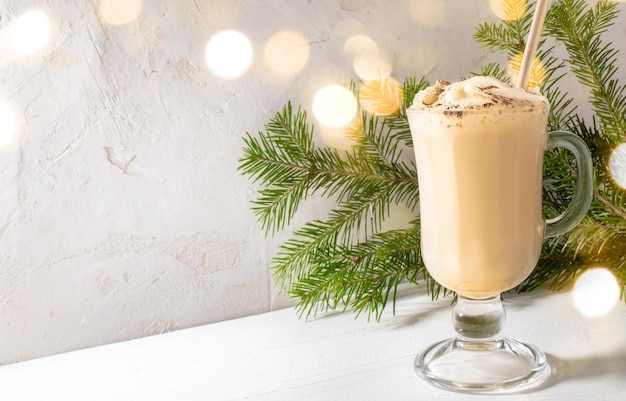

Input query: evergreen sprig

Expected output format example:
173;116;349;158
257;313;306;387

239;0;626;319
239;78;433;319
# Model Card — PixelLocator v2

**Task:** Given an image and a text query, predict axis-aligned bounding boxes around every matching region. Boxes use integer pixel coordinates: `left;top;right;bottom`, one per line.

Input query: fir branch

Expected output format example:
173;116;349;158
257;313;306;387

383;76;431;147
238;103;315;234
473;62;511;83
290;222;435;320
239;103;418;235
240;0;626;318
473;0;532;56
358;78;403;117
400;75;431;110
272;184;396;288
256;111;420;289
545;0;626;140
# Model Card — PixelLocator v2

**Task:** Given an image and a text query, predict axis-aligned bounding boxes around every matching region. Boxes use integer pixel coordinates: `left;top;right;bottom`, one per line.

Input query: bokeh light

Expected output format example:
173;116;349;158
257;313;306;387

319;123;361;151
263;30;310;77
508;53;545;88
0;103;17;149
312;85;358;128
353;48;393;81
10;9;51;55
573;268;620;317
343;34;378;58
359;78;403;116
343;35;393;82
609;143;626;189
490;0;527;21
205;30;253;79
99;0;143;25
409;0;446;27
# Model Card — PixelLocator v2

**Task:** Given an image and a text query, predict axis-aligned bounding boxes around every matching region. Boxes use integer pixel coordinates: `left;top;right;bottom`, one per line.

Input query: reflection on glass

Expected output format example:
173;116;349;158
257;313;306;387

609;143;626;189
264;30;310;77
205;30;253;79
312;85;357;128
573;268;620;317
98;0;143;25
10;9;50;55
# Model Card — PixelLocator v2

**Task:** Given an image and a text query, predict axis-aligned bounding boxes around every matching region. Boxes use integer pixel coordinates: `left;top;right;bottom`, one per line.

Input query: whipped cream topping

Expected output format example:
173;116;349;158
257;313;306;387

409;76;548;112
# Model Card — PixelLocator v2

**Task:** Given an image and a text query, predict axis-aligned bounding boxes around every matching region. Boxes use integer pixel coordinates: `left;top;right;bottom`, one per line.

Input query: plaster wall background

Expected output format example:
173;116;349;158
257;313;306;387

0;0;623;365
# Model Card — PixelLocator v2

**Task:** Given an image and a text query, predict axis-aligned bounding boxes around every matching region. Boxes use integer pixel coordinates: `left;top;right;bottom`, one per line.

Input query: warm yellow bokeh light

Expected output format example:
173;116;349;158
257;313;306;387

99;0;142;25
409;0;446;27
508;53;545;88
312;85;358;128
205;30;253;79
490;0;527;21
353;48;393;81
10;10;51;55
0;103;17;149
319;124;360;151
609;143;626;189
264;30;310;77
359;78;403;117
573;268;621;317
319;113;362;150
343;35;378;58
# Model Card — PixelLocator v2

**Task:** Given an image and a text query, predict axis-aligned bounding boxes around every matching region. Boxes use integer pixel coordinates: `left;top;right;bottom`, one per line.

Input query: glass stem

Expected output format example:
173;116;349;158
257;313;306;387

452;295;506;350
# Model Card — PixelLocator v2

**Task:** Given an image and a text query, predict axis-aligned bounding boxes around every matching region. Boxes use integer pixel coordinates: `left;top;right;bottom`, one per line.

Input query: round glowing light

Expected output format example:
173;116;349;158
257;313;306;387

205;30;253;79
263;30;310;77
508;53;545;88
409;0;446;27
359;78;403;116
573;268;620;317
490;0;527;21
319;124;361;151
609;143;626;189
312;85;358;128
98;0;143;25
353;48;393;81
10;10;51;55
0;103;17;149
343;34;378;58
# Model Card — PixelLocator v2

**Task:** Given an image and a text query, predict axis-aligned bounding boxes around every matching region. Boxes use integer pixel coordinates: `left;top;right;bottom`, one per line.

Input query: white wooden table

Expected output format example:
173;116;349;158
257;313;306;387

1;286;624;400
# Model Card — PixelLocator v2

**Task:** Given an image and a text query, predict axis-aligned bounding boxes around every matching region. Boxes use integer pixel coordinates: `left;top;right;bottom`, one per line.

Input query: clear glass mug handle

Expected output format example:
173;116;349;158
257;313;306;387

544;131;594;238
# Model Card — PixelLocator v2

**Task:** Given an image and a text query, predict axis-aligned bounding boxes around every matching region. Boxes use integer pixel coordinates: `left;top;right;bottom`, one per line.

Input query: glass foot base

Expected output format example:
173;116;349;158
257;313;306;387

414;337;548;394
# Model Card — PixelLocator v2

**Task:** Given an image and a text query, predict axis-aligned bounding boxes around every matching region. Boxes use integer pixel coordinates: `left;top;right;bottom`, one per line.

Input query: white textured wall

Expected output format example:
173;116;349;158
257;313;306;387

0;0;623;365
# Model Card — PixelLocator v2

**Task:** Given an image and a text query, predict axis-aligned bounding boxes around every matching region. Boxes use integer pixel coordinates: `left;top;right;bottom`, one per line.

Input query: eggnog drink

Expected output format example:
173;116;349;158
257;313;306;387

407;77;550;299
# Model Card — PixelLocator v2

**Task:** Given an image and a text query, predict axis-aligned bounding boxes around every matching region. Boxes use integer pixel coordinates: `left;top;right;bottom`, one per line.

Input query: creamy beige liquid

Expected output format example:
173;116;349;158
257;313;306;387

408;77;549;299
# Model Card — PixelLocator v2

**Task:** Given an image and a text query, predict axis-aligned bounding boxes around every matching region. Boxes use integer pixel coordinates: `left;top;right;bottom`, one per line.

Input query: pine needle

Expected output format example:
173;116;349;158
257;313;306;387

239;0;626;319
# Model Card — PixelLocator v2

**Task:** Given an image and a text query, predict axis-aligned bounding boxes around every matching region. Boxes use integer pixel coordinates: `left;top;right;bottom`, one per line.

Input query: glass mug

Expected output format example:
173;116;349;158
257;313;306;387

407;98;593;393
